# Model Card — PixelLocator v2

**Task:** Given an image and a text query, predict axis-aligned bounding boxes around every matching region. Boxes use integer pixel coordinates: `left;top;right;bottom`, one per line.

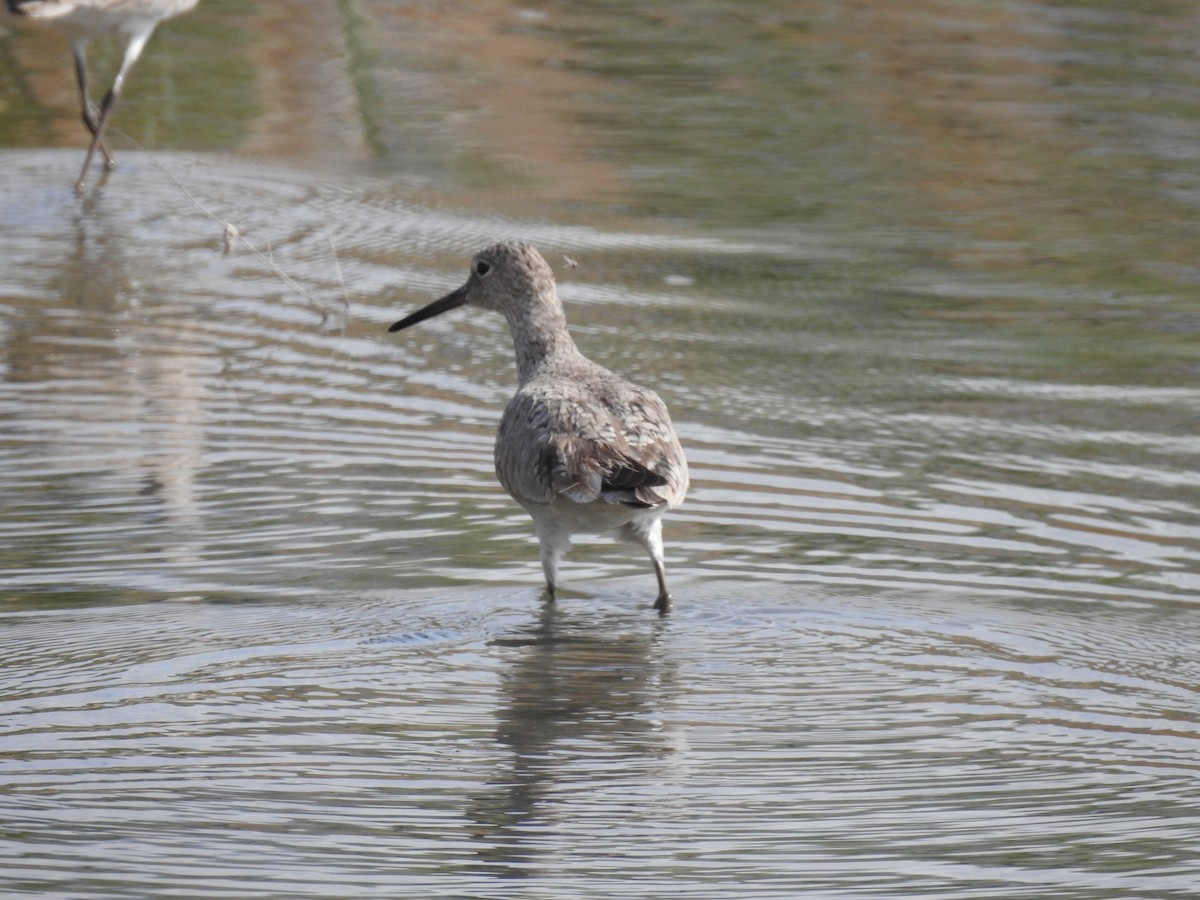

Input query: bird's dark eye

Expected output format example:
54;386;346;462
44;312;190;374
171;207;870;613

475;261;491;277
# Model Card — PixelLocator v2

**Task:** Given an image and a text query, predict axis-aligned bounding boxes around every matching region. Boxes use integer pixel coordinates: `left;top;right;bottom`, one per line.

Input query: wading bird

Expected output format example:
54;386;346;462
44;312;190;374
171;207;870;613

389;242;689;612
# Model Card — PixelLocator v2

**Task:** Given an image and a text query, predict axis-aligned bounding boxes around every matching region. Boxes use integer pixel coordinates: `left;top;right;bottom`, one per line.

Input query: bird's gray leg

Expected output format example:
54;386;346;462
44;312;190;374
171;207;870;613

651;558;672;614
71;44;114;170
619;518;674;613
536;524;571;604
642;520;674;612
76;26;153;192
539;543;559;603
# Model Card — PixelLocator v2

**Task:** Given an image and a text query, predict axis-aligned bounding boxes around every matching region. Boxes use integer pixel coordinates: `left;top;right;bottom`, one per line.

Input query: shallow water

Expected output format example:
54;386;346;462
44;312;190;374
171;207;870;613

1;1;1199;896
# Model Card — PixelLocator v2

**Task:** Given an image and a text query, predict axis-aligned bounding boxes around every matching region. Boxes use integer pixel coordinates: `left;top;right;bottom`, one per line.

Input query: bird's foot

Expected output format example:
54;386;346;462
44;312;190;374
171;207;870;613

653;592;672;615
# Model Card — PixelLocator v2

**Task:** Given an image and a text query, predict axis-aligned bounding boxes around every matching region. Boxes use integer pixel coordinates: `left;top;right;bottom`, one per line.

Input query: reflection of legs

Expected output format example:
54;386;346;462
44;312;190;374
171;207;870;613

72;45;114;171
75;26;154;192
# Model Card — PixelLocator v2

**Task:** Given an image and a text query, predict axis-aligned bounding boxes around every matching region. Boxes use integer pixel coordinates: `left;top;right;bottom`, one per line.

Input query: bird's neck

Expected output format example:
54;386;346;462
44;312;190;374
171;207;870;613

504;295;582;384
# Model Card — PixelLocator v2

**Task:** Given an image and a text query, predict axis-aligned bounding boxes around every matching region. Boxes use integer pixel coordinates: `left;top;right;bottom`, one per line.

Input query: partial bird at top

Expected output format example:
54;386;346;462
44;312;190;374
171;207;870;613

389;241;689;612
6;0;200;192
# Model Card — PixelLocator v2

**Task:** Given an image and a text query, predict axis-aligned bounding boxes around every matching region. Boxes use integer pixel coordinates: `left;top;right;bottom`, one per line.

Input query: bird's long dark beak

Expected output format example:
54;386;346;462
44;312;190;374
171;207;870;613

388;283;470;332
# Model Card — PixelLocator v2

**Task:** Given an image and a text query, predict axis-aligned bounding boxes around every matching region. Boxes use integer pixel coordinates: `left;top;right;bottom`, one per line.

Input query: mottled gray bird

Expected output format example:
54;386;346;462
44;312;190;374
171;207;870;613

6;0;200;192
389;242;689;612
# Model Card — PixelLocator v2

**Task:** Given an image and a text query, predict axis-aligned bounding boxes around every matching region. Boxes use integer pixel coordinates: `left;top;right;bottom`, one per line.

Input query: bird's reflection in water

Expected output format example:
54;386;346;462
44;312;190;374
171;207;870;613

4;193;208;573
468;598;681;877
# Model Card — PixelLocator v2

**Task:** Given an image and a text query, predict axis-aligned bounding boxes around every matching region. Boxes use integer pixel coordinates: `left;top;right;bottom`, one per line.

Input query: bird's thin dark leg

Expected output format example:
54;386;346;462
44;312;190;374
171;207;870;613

75;29;153;193
76;84;118;192
652;560;672;614
538;531;567;605
72;47;115;171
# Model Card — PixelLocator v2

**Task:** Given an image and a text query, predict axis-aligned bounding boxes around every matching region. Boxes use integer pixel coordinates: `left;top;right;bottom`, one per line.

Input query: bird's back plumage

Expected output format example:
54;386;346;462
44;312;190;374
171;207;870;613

496;363;686;515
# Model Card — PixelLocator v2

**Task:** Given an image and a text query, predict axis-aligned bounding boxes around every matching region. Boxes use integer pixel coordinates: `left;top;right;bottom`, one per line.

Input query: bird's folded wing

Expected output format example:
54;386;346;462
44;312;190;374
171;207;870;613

496;386;685;508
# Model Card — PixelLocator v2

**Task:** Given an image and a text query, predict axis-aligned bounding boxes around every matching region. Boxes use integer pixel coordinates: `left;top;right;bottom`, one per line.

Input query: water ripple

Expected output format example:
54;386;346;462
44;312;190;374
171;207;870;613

1;137;1199;896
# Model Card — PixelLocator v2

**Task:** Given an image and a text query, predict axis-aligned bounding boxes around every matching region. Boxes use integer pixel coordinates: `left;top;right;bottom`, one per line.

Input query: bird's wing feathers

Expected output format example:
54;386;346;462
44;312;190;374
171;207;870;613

496;377;687;509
